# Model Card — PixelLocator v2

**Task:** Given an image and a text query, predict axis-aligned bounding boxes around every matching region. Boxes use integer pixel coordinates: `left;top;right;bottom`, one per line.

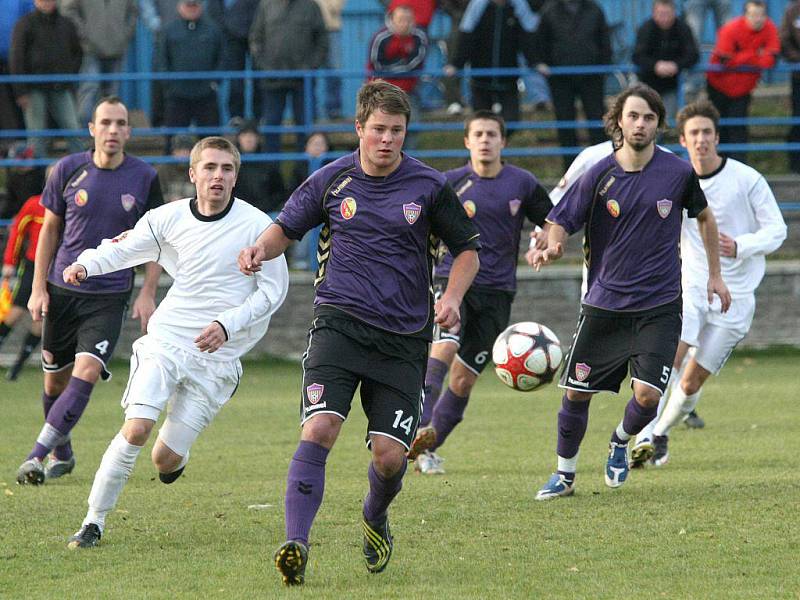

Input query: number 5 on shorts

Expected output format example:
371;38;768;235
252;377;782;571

660;365;670;384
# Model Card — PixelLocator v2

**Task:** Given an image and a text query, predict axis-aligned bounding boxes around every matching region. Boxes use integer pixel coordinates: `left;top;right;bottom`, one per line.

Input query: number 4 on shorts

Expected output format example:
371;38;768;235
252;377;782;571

95;340;110;355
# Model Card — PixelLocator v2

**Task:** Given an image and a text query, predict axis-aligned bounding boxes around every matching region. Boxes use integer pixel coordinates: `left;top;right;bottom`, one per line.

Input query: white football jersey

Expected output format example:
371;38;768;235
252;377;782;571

681;158;787;296
549;141;614;205
77;198;289;361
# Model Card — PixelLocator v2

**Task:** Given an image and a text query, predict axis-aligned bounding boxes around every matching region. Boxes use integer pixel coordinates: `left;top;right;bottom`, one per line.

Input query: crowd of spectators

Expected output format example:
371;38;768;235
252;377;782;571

1;0;799;224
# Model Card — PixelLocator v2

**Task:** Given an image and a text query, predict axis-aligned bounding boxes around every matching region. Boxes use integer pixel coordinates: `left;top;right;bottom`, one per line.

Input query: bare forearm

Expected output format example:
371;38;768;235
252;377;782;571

32;222;60;292
442;249;479;304
139;262;162;296
256;223;292;261
547;222;568;250
697;209;722;277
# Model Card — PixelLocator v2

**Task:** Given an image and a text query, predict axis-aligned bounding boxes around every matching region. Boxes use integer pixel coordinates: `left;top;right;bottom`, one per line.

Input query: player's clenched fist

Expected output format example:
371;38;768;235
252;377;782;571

62;263;88;286
238;245;265;275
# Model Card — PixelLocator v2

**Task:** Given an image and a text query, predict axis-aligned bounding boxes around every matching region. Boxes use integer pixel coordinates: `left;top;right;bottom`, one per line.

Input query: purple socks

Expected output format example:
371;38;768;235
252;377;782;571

363;459;408;524
556;394;590;459
420;356;449;427
285;440;329;545
430;388;469;450
611;396;658;445
28;377;93;461
41;392;73;461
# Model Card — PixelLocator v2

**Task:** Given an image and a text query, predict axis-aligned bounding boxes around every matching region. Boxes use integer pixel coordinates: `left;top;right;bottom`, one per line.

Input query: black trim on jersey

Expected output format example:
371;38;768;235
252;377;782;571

582;163;618;273
524;183;553;226
60;160;93;196
213;320;229;341
314;165;357;287
146;175;164;210
681;171;707;218
145;214;162;263
190;197;236;222
697;156;727;180
449;170;473;197
430;183;481;257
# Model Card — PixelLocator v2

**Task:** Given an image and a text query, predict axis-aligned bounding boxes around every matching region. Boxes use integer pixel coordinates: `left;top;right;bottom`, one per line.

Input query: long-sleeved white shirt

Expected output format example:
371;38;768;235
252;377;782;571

682;158;786;296
77;198;289;361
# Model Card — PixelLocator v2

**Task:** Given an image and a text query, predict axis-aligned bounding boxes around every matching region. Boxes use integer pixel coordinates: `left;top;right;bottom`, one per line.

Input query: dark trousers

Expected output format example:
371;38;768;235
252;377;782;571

442;8;465;106
470;82;520;137
549;75;606;169
0;60;24;133
789;74;800;173
261;83;313;154
707;84;750;164
163;93;219;151
223;35;261;121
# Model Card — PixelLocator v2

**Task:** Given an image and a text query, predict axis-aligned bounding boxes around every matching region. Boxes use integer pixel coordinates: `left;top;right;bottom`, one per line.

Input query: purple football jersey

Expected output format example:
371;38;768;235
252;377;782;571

436;163;551;291
547;148;706;311
42;152;162;295
277;151;480;335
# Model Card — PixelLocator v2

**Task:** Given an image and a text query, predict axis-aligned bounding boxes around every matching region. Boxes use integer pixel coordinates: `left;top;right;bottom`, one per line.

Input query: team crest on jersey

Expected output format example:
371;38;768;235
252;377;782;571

575;362;591;382
75;189;88;207
606;199;620;218
462;200;476;218
340;197;357;220
121;194;135;212
306;383;325;404
403;202;422;224
509;198;521;216
657;199;673;219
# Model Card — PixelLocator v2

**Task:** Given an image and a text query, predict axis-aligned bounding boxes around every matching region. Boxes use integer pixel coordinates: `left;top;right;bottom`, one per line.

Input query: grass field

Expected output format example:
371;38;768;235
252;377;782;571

2;350;799;600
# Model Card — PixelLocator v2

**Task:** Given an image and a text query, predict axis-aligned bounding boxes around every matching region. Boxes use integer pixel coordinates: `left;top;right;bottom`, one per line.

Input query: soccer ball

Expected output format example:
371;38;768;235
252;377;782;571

492;322;563;392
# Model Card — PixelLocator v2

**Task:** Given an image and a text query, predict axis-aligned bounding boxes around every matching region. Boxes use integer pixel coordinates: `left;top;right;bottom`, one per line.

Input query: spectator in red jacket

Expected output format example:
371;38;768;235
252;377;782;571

1;182;46;380
383;0;436;29
367;4;428;147
706;0;779;162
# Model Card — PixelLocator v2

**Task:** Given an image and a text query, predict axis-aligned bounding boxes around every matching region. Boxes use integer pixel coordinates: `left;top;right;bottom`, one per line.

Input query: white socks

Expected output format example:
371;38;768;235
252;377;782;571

557;453;579;474
653;383;701;437
35;423;70;452
85;433;143;531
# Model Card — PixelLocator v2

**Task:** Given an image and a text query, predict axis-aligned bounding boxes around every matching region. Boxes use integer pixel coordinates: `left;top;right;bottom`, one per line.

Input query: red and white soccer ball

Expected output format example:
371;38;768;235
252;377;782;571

492;322;563;392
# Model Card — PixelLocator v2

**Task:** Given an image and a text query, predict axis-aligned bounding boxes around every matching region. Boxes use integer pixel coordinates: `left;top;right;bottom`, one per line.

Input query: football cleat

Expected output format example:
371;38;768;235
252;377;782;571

652;435;669;467
415;450;445;475
683;410;705;429
45;455;76;480
274;540;309;586
406;426;437;461
159;466;185;484
67;523;102;549
604;441;629;488
535;473;575;501
6;361;24;381
16;458;45;485
630;438;654;469
362;516;393;573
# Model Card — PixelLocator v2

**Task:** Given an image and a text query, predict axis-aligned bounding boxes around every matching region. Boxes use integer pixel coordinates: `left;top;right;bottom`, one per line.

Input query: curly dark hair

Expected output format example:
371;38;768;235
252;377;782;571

603;83;666;149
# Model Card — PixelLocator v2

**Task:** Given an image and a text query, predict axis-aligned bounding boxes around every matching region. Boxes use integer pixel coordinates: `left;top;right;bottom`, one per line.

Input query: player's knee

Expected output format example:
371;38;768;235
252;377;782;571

372;449;405;479
635;387;661;408
71;358;103;383
121;419;154;446
680;377;702;396
301;414;342;448
448;373;475;397
152;447;182;473
565;389;592;402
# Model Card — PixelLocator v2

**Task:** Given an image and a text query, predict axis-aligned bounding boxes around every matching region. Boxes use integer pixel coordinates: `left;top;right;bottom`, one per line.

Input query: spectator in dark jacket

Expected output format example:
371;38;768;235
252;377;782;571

448;0;538;135
157;0;223;150
206;0;260;121
781;0;800;173
633;0;698;119
232;120;287;214
0;0;33;138
536;0;611;169
9;0;84;156
249;0;328;155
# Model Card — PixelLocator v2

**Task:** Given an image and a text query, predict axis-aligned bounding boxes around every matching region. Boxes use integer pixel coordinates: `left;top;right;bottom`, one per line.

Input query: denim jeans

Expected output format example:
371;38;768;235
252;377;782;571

261;83;314;154
77;54;123;124
24;88;85;157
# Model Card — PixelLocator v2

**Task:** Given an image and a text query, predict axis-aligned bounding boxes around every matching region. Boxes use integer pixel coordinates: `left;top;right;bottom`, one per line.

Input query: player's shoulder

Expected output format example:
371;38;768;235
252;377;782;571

231;198;274;225
501;163;537;184
718;157;764;185
53;151;93;175
401;153;448;187
653;147;693;175
444;163;472;183
582;152;618;182
121;153;158;177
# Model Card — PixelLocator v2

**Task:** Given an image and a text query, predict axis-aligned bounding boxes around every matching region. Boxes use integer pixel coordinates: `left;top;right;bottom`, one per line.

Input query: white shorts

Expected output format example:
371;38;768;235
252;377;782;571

121;336;242;452
681;288;755;375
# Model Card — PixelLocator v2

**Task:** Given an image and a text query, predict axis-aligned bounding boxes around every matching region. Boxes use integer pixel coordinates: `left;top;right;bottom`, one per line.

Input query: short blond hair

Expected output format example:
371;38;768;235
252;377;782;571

189;136;241;173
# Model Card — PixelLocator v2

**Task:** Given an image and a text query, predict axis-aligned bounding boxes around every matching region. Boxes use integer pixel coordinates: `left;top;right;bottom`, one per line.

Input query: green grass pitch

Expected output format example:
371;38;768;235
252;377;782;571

2;350;799;599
